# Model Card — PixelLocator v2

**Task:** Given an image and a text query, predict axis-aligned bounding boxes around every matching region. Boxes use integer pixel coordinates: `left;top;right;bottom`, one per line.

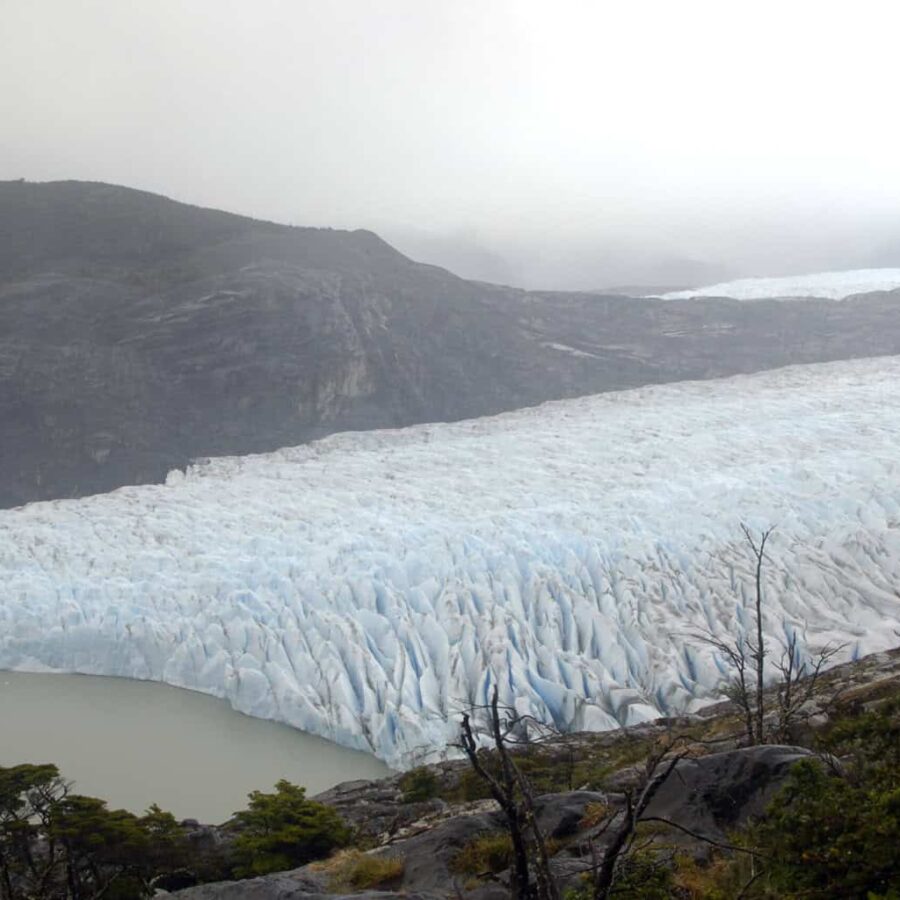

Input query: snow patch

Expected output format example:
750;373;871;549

655;268;900;301
540;341;602;359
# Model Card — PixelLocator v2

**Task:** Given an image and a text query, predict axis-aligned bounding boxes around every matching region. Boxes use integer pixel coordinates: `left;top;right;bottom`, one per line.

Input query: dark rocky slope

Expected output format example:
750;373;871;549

4;180;900;508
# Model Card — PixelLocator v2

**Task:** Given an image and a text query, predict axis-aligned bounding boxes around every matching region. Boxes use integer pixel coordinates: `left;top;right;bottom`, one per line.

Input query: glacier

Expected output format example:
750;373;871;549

1;356;900;768
656;267;900;301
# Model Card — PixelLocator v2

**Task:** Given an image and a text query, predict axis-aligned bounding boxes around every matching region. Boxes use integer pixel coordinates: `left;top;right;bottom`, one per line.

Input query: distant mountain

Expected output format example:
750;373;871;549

3;179;900;508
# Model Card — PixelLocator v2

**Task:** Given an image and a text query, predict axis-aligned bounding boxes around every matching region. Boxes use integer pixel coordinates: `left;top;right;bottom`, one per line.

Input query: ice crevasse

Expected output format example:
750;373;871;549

1;356;900;768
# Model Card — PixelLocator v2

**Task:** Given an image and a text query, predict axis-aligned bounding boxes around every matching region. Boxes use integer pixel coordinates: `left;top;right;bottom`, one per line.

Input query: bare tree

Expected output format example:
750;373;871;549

458;692;696;900
742;523;774;744
692;624;757;745
458;686;560;900
691;524;774;745
692;524;846;748
587;736;687;899
771;632;843;742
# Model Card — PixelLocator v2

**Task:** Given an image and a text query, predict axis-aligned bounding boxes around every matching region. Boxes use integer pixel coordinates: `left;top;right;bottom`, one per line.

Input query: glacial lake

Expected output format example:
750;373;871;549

0;671;390;823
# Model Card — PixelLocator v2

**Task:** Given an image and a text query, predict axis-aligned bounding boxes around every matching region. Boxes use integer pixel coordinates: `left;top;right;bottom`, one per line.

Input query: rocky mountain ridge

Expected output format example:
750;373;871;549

4;180;900;508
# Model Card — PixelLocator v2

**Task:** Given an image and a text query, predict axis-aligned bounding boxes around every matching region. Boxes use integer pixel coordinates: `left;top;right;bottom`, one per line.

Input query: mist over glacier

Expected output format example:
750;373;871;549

1;356;899;767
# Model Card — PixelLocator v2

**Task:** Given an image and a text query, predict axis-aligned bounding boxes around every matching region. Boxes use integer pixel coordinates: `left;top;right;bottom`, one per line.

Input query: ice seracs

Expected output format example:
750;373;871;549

655;267;900;301
1;357;900;767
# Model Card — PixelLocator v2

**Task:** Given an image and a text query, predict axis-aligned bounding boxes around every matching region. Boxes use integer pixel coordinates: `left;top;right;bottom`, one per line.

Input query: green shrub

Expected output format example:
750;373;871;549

315;849;404;890
346;854;405;888
399;766;439;803
450;832;564;878
440;737;657;802
717;691;900;899
451;832;514;874
819;694;900;789
750;759;900;898
448;765;493;802
563;852;674;900
669;852;741;899
0;763;191;899
231;779;352;877
609;852;675;898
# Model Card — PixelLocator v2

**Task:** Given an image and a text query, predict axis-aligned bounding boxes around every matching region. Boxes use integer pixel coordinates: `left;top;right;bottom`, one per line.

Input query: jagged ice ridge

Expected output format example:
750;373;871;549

2;357;900;767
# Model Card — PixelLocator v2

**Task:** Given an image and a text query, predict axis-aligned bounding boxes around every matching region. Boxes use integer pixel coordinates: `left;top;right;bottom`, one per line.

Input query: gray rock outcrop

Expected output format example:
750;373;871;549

644;744;814;841
167;745;814;897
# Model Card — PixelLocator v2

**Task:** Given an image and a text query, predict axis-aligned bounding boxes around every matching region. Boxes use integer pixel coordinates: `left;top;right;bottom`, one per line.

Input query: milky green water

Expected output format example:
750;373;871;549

0;671;389;823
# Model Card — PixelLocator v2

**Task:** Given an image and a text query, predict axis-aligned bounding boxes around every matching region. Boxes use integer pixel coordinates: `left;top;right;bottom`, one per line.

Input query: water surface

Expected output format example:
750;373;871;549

0;671;389;822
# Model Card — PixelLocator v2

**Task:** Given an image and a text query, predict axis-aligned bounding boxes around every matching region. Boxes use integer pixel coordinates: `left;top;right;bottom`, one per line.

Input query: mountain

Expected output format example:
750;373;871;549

4;180;900;508
2;356;898;767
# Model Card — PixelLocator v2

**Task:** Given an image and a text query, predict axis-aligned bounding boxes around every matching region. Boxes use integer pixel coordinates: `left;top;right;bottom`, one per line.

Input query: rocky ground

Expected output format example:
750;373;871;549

160;647;900;898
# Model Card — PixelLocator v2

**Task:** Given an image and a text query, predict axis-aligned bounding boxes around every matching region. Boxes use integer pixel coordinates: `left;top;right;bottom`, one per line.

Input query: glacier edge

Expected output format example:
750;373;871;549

1;356;900;767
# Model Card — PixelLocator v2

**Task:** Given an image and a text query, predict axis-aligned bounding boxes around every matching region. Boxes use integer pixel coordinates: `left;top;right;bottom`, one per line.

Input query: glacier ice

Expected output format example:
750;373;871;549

655;267;900;301
1;357;900;768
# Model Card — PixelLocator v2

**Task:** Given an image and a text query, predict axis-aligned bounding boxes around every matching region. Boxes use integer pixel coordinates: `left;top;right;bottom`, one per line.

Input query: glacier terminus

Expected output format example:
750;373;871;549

1;356;899;768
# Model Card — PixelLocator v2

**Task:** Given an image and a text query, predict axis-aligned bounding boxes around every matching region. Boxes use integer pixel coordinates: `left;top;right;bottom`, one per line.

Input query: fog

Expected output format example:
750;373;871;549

3;0;899;288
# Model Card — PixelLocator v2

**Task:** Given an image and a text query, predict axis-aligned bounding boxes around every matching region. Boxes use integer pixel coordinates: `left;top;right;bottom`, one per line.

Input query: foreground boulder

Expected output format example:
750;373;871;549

644;744;815;841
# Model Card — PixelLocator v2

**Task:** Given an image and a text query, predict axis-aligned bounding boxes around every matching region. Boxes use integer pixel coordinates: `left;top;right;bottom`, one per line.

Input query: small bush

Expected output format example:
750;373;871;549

451;832;514;875
440;738;657;802
346;854;405;889
612;851;677;898
399;766;439;803
313;849;404;890
672;851;751;900
444;766;493;802
563;853;674;900
451;832;563;877
578;800;612;828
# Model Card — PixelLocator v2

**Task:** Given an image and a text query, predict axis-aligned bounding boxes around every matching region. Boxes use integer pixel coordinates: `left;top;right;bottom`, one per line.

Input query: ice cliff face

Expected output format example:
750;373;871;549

658;268;900;301
1;357;900;768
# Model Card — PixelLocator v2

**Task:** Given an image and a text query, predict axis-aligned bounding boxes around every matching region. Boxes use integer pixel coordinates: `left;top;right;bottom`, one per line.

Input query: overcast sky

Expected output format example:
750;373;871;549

3;1;899;288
